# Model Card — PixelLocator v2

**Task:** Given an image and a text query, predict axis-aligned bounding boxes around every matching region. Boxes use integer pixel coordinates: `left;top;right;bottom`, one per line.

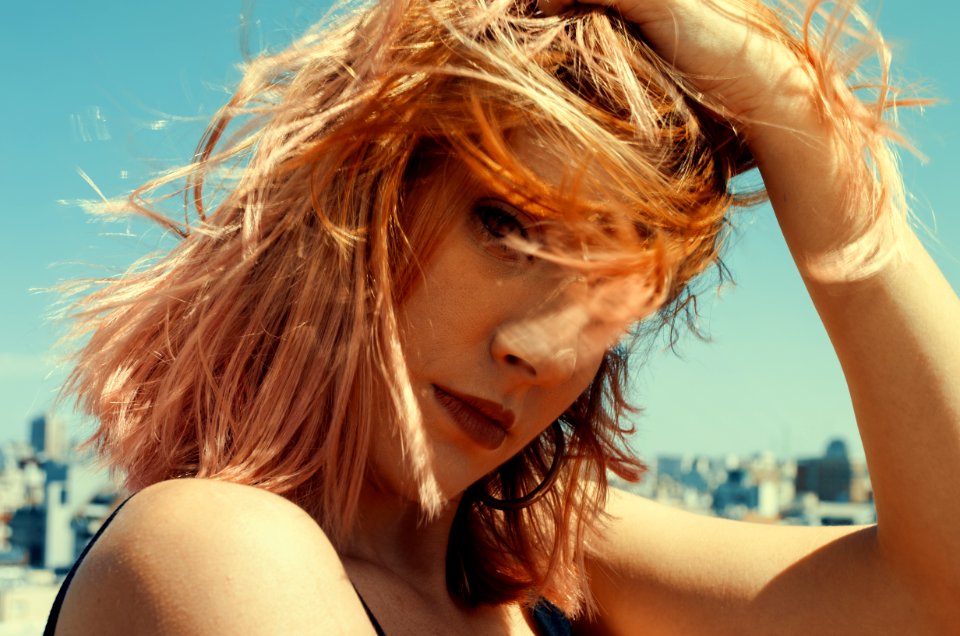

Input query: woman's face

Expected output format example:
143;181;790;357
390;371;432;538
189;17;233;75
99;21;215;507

374;136;663;501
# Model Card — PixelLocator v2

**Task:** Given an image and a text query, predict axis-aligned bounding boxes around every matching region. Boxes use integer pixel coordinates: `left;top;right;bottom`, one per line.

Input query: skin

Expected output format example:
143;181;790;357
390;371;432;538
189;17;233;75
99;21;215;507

366;136;655;504
343;139;656;634
58;129;649;636
542;0;960;633
56;1;960;634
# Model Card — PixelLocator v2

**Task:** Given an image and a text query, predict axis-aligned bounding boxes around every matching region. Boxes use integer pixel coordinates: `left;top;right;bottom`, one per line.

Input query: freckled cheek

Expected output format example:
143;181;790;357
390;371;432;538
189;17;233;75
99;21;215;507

565;323;611;390
577;271;666;346
531;363;603;431
396;274;493;368
574;347;607;393
395;293;436;368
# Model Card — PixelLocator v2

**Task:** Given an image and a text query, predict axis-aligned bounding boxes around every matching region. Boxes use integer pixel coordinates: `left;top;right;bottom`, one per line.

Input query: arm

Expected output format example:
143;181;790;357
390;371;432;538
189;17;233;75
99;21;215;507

578;490;923;634
538;0;960;632
55;479;377;635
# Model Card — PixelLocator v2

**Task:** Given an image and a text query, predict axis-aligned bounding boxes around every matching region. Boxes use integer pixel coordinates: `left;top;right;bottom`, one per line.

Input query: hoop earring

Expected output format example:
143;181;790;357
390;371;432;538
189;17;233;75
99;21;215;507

472;422;566;511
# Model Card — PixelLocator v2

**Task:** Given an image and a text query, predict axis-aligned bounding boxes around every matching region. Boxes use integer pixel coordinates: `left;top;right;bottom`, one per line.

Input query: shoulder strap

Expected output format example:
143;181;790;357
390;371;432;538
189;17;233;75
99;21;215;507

353;585;388;636
532;598;573;636
43;494;133;636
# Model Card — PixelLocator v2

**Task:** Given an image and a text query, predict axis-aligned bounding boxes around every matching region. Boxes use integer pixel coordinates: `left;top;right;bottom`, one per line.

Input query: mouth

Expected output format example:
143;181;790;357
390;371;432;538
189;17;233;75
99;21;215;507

432;385;515;450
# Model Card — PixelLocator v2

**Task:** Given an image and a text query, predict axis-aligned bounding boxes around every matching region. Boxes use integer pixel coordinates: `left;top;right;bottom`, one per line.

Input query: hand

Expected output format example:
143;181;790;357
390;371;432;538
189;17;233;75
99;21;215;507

538;0;815;127
540;0;905;281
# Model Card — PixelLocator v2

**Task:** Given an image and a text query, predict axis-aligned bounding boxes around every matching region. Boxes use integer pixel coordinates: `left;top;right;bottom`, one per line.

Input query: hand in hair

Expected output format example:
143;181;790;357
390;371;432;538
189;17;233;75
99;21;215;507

545;0;905;281
546;1;960;633
539;0;809;123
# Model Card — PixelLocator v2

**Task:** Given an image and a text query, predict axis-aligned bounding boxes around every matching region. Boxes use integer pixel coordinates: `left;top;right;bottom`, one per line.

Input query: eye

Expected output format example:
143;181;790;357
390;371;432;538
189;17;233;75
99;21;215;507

474;201;528;240
470;199;537;262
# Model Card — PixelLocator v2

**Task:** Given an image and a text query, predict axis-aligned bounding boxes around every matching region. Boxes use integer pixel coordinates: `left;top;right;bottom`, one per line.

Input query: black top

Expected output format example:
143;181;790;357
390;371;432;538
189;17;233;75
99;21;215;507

531;599;574;636
43;495;572;636
353;589;573;635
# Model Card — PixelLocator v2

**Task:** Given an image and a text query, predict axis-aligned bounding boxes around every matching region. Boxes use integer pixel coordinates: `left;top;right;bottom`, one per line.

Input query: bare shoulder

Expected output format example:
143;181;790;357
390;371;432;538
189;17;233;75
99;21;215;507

55;479;376;635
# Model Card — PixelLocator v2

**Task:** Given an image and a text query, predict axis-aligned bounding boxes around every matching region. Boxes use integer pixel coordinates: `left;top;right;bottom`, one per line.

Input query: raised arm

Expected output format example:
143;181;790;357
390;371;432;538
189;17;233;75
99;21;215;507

539;0;960;633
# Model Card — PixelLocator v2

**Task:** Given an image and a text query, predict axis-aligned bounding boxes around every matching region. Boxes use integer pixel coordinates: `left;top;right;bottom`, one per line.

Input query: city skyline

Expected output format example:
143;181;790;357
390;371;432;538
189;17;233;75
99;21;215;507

1;1;958;461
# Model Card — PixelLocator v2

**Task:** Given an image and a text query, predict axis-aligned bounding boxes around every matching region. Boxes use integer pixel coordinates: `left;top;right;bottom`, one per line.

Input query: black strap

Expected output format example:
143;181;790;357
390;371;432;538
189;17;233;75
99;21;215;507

532;598;574;636
43;494;569;636
353;585;388;636
43;495;133;636
351;589;571;636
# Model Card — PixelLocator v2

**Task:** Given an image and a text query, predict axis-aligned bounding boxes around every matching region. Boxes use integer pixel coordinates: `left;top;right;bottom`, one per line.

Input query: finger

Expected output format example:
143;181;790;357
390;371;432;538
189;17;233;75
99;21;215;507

538;0;623;18
537;0;576;16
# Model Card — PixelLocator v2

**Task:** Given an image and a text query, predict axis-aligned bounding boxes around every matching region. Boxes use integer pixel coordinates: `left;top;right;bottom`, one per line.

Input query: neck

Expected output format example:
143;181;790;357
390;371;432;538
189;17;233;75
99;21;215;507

340;482;540;634
344;480;460;597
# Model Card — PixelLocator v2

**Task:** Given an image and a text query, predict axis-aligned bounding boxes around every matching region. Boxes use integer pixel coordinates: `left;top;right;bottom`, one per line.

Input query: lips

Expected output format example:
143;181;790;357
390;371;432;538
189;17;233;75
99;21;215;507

432;385;515;450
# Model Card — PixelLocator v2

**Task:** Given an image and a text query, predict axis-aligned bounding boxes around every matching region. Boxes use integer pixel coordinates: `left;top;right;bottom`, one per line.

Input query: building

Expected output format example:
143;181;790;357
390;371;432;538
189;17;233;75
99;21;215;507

0;568;59;633
781;493;876;526
797;439;853;502
29;416;66;463
6;429;113;572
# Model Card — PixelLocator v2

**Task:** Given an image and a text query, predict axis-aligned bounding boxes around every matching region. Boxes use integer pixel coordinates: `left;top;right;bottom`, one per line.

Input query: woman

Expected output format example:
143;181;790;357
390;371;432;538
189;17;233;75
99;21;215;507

47;0;959;633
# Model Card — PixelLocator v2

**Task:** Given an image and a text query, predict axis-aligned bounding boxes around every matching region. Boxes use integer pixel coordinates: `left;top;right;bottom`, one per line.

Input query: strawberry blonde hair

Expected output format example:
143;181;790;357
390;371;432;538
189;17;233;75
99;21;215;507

62;0;911;614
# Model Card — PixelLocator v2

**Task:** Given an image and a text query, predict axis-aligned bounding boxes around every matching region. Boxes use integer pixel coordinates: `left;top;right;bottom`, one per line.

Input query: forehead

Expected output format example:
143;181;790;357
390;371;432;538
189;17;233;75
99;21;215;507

479;129;649;249
402;131;668;323
500;129;613;202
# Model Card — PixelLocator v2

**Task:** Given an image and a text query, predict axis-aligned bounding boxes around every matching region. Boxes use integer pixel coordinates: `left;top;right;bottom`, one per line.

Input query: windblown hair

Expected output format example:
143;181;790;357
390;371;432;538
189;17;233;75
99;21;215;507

61;0;911;614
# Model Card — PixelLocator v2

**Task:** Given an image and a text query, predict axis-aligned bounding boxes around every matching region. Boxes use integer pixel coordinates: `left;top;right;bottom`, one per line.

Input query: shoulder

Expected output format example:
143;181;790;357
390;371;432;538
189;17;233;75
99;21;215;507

55;479;375;635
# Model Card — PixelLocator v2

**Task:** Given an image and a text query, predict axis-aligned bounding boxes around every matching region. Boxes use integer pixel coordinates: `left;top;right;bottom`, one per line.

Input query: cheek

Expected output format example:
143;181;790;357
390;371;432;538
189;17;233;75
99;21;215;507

396;292;487;395
397;228;504;357
592;271;667;323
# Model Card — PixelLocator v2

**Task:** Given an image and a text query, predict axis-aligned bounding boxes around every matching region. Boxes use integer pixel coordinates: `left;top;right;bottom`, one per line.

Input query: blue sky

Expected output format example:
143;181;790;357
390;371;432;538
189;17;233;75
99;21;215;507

1;1;957;462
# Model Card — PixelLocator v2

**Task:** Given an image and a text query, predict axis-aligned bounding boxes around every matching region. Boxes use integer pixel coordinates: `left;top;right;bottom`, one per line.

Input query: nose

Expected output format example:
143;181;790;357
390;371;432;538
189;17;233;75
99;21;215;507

489;294;594;387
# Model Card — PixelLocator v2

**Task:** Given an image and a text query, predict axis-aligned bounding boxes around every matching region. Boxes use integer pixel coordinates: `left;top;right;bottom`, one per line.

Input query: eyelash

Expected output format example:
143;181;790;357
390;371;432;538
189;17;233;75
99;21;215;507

471;200;536;262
